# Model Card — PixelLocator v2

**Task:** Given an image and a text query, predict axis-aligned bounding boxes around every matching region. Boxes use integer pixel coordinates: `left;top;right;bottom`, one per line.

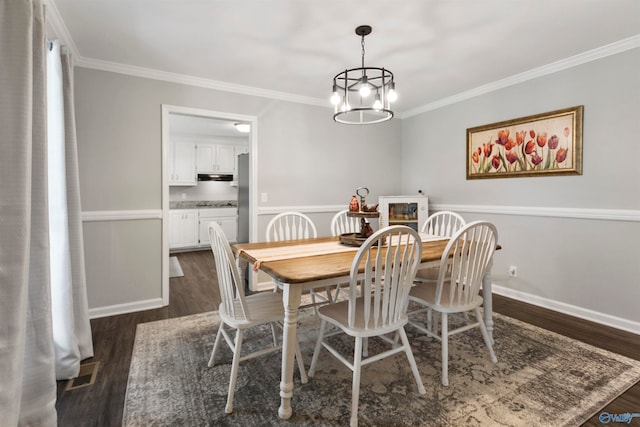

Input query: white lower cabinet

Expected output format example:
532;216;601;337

170;208;238;249
199;216;237;246
169;210;199;248
199;208;237;245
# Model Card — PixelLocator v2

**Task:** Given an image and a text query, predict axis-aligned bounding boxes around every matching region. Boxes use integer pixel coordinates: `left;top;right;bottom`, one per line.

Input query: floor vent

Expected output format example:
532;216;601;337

65;361;100;391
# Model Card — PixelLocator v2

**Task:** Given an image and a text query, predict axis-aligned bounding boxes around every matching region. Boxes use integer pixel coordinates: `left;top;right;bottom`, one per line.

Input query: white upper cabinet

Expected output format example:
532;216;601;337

197;143;237;174
217;144;236;173
169;140;197;186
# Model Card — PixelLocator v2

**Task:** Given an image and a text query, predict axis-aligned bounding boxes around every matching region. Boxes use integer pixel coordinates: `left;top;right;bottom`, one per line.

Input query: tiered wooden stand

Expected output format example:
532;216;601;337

339;211;380;246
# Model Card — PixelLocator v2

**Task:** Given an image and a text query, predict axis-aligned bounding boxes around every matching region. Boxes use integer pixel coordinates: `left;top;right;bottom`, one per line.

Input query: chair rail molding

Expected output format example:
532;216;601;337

258;205;345;216
259;203;640;222
82;209;163;222
432;203;640;222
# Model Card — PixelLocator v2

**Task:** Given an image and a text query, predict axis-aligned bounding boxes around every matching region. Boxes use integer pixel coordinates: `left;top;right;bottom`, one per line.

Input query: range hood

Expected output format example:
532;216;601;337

197;173;234;182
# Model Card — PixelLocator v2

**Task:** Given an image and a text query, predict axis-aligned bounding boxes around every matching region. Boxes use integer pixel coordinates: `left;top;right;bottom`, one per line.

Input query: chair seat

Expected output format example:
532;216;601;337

415;266;454;282
219;291;285;327
414;266;440;281
318;298;408;337
410;282;483;314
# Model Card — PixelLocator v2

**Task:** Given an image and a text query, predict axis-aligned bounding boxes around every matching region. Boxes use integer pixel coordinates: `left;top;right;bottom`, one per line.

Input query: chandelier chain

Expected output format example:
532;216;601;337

361;34;366;69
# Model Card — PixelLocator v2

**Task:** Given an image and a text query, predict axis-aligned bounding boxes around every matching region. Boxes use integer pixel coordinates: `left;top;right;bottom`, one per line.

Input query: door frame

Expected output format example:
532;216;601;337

161;104;258;306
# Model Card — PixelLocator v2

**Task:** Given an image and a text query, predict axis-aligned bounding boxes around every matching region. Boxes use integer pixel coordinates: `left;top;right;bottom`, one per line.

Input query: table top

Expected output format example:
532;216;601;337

233;236;450;284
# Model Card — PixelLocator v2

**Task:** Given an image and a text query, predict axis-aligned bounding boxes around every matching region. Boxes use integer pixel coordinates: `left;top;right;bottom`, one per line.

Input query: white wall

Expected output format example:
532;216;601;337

74;68;402;316
75;46;640;333
401;47;640;331
169;182;237;202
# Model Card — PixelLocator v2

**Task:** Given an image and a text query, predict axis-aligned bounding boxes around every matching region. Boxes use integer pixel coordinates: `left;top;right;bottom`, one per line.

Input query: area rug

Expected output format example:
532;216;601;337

123;308;640;426
169;256;184;278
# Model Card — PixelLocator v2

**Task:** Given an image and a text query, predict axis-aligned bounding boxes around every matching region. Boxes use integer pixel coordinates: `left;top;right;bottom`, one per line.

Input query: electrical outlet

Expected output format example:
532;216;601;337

509;265;518;277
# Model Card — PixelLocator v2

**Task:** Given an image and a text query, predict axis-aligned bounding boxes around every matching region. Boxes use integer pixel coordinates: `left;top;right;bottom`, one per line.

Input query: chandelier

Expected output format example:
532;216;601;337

331;25;397;125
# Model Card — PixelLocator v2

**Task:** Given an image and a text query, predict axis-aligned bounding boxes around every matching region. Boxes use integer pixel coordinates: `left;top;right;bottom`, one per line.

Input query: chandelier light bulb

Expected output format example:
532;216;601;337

359;76;371;97
330;91;341;105
372;94;382;110
387;82;398;102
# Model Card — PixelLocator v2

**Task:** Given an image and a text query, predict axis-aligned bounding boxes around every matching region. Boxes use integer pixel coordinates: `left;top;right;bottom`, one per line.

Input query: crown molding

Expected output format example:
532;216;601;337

45;0;639;115
400;34;640;119
74;56;329;108
43;0;80;58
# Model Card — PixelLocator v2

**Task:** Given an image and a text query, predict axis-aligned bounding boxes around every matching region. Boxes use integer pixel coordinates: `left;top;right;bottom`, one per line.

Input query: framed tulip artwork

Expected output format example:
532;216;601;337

466;105;583;179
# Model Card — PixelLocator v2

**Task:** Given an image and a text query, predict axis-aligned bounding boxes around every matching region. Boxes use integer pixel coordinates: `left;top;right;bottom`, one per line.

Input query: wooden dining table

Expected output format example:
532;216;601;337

233;235;497;420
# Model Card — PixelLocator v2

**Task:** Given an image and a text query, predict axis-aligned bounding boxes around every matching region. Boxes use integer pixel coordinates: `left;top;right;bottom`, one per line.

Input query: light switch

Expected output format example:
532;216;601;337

261;192;268;203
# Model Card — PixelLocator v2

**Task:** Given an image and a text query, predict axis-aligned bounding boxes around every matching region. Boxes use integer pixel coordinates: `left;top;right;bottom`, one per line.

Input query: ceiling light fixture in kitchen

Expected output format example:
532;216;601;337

331;25;396;125
234;123;250;133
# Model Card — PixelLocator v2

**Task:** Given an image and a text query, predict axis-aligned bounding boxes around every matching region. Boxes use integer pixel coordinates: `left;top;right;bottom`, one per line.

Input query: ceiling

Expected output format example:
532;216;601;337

49;0;640;117
169;113;251;138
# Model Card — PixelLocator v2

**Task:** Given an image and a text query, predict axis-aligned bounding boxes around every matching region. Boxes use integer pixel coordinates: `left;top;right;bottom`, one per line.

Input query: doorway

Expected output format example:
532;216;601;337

161;105;258;306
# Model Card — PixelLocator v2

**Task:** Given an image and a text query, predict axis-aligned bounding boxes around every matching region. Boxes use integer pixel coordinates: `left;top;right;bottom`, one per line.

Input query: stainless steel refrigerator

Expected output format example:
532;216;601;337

237;152;250;244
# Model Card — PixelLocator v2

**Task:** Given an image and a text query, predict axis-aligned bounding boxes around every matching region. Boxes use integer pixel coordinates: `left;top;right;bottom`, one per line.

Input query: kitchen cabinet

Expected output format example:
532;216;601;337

199;208;237;245
169;140;197;186
197;143;236;174
169;209;199;248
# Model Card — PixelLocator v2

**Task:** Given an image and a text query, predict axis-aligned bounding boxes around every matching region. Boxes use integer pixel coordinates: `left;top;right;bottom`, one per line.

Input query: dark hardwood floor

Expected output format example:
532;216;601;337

55;250;220;427
55;251;640;426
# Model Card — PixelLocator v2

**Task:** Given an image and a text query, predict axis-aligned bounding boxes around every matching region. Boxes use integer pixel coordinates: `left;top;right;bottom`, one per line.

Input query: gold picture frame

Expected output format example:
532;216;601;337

466;105;583;179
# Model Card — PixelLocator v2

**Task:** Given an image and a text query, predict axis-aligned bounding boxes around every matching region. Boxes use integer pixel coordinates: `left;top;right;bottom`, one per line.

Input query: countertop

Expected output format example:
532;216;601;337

170;200;237;209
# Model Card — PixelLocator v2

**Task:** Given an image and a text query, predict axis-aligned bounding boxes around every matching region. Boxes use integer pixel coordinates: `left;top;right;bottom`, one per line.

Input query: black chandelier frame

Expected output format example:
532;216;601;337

332;25;396;125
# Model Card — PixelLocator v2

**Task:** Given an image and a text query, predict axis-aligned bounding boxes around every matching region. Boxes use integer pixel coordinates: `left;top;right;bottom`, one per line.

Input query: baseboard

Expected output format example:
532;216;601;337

492;284;640;335
88;298;165;319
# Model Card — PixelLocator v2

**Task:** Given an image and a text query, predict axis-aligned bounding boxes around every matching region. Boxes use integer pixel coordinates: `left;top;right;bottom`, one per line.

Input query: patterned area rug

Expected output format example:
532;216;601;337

123;307;640;426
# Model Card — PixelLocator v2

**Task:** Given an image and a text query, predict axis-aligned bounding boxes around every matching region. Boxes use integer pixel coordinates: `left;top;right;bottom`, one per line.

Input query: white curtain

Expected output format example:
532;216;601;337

46;40;94;380
0;0;57;425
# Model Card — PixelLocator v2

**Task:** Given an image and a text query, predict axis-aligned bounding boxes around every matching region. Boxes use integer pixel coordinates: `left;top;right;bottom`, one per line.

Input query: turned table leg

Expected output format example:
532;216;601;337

278;284;302;420
482;259;494;344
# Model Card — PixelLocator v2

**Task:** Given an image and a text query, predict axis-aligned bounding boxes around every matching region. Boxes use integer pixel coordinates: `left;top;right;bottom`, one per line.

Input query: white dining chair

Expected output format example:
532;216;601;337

329;209;361;300
330;209;360;237
266;212;334;311
308;225;426;427
408;220;498;386
266;211;318;242
207;222;307;414
415;210;466;282
413;211;466;331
